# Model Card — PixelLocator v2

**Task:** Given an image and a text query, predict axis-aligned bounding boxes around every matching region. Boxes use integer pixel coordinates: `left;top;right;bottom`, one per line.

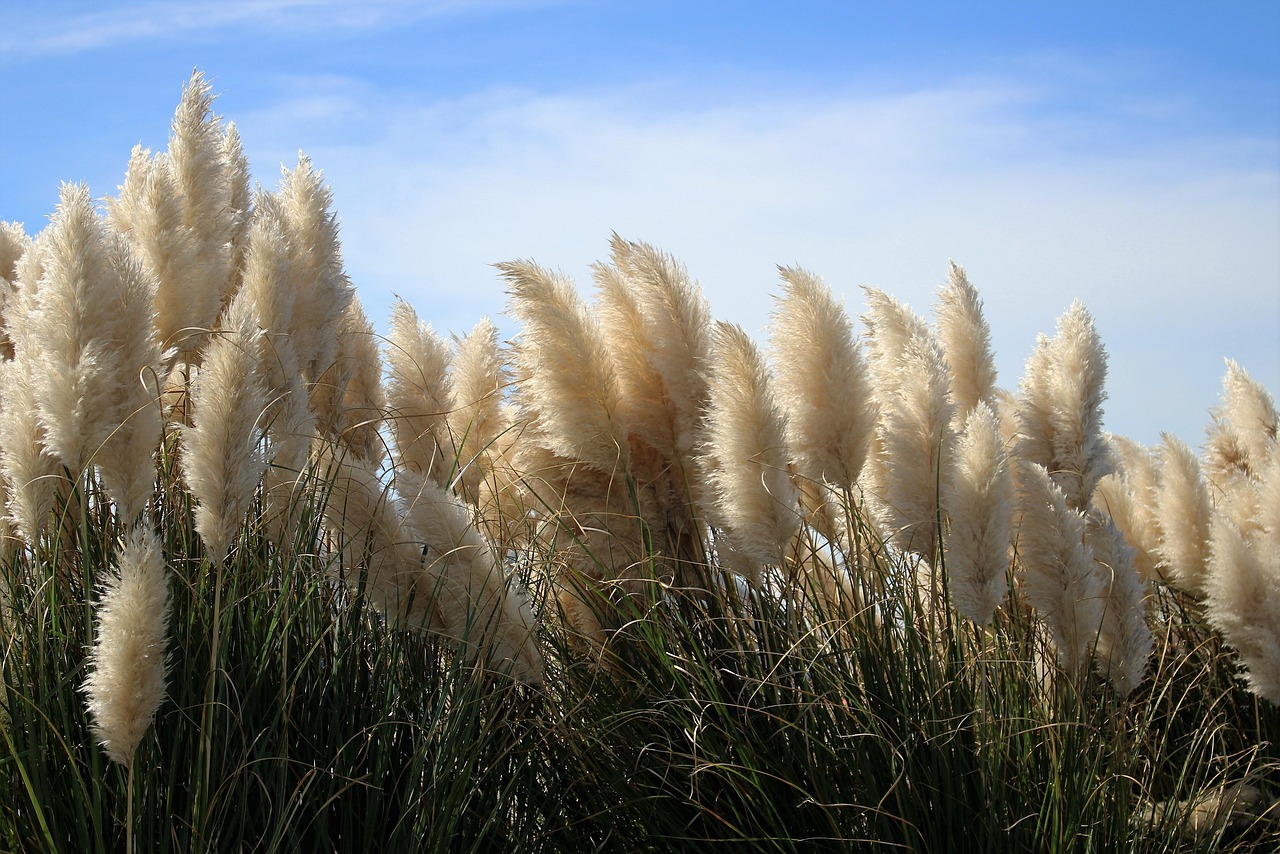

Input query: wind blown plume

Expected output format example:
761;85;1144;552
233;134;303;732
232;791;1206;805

0;359;63;545
1205;513;1280;704
447;317;511;505
607;234;711;460
386;297;456;487
398;470;544;685
703;321;798;568
1153;433;1212;595
501;259;628;473
1017;462;1106;680
1087;510;1152;697
934;261;997;420
862;289;954;560
312;298;385;466
1094;436;1162;583
0;220;26;284
317;446;442;628
1016;301;1111;511
182;295;271;563
771;266;876;491
1204;359;1277;487
83;524;171;766
943;403;1014;625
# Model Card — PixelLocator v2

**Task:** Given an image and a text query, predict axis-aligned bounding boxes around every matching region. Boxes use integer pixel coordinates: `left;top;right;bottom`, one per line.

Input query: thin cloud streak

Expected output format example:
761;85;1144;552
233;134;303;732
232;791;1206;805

0;0;546;57
233;77;1278;447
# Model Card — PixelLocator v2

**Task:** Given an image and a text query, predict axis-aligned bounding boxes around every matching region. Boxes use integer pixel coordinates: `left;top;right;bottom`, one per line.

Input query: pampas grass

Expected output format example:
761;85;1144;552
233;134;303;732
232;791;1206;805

943;402;1014;625
4;74;1280;852
702;321;798;569
83;523;171;765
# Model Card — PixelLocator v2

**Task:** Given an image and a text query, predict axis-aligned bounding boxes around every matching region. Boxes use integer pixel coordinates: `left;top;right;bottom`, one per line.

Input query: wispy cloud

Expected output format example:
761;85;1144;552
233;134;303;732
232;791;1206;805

233;74;1278;446
0;0;547;57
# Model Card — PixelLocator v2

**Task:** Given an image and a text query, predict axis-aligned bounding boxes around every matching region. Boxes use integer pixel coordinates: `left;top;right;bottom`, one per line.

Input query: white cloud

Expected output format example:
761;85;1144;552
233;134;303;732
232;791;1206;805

234;76;1278;447
0;0;548;57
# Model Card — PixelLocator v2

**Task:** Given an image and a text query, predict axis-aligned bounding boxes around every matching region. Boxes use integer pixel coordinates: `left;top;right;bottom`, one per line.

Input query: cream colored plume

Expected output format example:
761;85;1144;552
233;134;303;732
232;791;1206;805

94;237;164;520
1093;435;1162;583
501;259;628;474
312;298;385;466
316;446;443;628
1087;509;1152;697
1205;512;1280;704
83;524;171;766
398;470;545;685
274;156;354;389
447;317;511;505
1016;462;1106;680
0;220;26;284
1153;433;1212;595
28;184;162;482
182;294;271;564
771;266;876;491
0;359;63;545
605;234;711;462
386;297;456;486
1204;359;1276;488
221;121;252;296
703;321;798;567
162;72;238;358
934;261;997;420
1015;301;1111;511
943;403;1013;626
862;290;954;560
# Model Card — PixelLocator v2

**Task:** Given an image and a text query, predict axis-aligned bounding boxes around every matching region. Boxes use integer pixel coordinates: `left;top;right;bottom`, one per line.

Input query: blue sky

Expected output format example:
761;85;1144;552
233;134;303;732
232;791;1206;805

2;0;1277;448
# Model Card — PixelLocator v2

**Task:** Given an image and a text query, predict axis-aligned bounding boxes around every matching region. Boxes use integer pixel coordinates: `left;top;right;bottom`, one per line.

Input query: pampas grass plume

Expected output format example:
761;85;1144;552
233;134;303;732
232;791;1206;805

83;524;171;766
1205;513;1280;704
386;297;456;486
703;321;798;566
1154;433;1212;594
943;403;1014;625
934;261;997;419
771;266;876;490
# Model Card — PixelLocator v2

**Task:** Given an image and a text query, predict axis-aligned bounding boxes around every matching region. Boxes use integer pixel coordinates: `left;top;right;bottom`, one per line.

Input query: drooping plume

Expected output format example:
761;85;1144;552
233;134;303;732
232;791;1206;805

447;316;511;506
501;259;629;474
703;321;798;568
1205;513;1280;704
1087;510;1152;697
1153;433;1212;595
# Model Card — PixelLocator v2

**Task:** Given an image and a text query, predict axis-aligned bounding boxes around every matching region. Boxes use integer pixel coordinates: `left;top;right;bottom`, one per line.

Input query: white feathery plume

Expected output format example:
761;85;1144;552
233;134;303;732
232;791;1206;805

29;183;160;477
933;261;997;421
863;292;954;561
0;220;26;284
1015;301;1112;511
702;321;798;567
1086;509;1152;697
83;524;171;766
943;403;1014;626
501;259;629;474
1205;511;1280;704
1204;359;1277;487
182;294;271;563
1094;435;1162;583
771;266;877;491
318;298;385;466
274;156;353;388
608;234;711;461
1153;433;1212;595
447;317;511;505
1016;462;1106;680
386;297;456;486
398;470;545;685
106;146;200;362
94;236;164;521
316;445;443;628
221;121;252;297
164;72;236;358
0;359;63;545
